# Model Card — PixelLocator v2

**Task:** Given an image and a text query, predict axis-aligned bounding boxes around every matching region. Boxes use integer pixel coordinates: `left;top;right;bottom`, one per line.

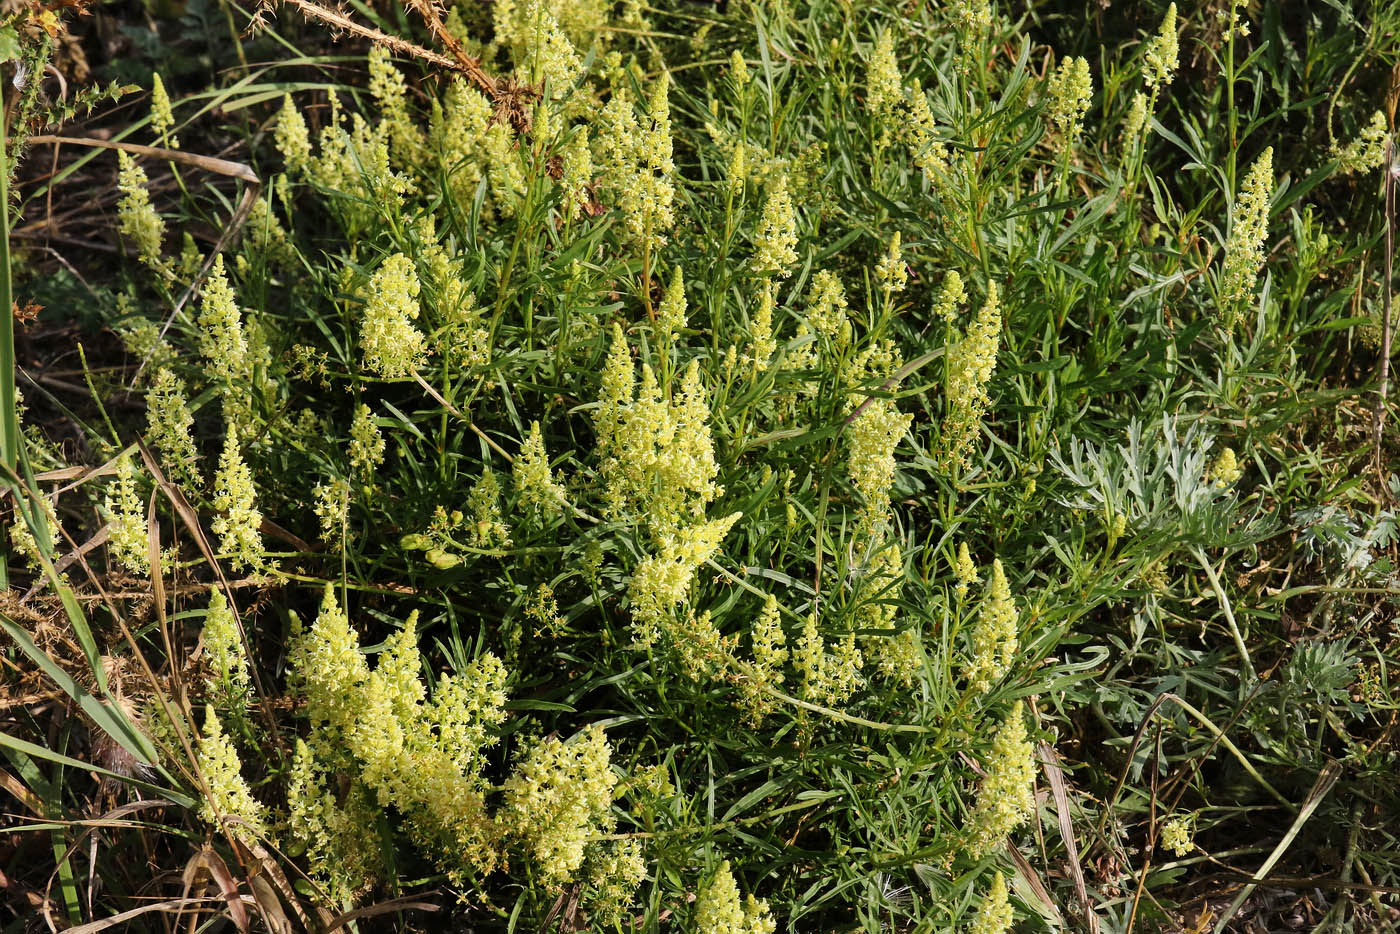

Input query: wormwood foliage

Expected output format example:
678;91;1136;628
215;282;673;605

9;0;1400;931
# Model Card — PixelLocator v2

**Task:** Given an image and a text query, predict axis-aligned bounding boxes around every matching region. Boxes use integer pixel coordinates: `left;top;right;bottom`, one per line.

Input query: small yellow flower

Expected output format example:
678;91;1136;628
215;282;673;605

275;94;312;175
103;454;149;575
147;368;201;491
964;558;1018;693
197;705;265;837
696;860;776;934
658;265;687;337
348;403;385;480
942;283;1002;470
503;724;618;885
1161;814;1193;856
1210;446;1243;488
875;232;908;295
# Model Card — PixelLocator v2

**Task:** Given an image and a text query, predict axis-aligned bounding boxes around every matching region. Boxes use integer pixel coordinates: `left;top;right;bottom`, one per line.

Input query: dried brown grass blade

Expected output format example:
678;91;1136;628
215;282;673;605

324;894;442;931
1005;840;1065;926
65;897;224;933
1039;740;1099;934
27;136;256;182
200;845;251;934
0;766;44;814
248;874;293;934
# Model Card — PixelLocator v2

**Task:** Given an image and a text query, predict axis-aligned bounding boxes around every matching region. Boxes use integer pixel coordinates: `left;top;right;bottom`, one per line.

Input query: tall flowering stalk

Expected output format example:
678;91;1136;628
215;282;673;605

964;702;1036;858
942;283;1002;471
964;558;1018;693
361;254;427;378
211;426;263;572
116;153;168;277
1219;147;1274;329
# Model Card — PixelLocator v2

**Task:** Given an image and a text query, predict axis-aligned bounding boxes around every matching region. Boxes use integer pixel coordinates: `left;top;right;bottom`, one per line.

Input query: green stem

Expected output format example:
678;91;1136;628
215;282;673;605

0;102;16;588
1192;545;1256;682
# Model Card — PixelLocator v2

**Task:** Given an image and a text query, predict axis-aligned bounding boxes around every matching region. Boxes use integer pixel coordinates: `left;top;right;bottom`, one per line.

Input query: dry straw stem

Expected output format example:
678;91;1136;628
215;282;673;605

1037;739;1098;934
260;0;498;100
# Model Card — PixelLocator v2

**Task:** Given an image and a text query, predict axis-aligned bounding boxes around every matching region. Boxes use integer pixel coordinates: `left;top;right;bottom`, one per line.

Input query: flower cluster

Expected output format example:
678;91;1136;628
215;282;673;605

806;270;849;345
211;426;264;573
595;327;722;537
146;368;201;491
431;78;494;211
313;477;350;545
628;512;742;647
103;454;148;575
288;589;512;888
866;30;902;137
793;614;863;708
954;541;979;601
150;72;177;148
1123;91;1149;146
1161;814;1193;856
503;724;619;886
1210;446;1243;488
933;271;966;323
361;254;427;378
116;153;168;276
197;256;249;390
964;702;1036;858
494;0;585;96
1144;4;1179;91
747;284;777;372
695;861;776;934
203;588;252;711
583;838;647;928
952;0;993;36
964;559;1018;693
559;127;594;220
197;706;265;838
466;469;512;548
969;872;1013;934
514;421;569;514
368;46;424;167
875;232;908;297
1220;147;1274;327
1046;56;1093;147
349;403;386;480
658;265;688;337
275;94;312;176
286;737;386;902
1335;111;1388;176
752;174;799;277
596;76;676;250
942;283;1002;471
9;495;59;569
738;595;788;724
847;398;913;530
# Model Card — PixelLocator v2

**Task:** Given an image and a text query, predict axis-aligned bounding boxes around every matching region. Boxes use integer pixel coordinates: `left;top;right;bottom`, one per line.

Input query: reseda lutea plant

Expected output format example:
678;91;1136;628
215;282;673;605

60;0;1396;928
